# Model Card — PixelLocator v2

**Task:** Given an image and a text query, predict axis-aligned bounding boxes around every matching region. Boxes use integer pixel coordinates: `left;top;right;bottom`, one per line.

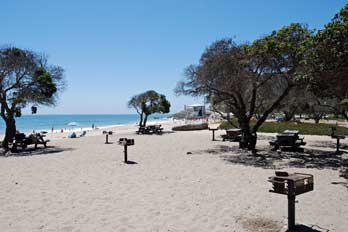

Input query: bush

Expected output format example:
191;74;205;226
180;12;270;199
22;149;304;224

172;123;208;131
219;121;348;136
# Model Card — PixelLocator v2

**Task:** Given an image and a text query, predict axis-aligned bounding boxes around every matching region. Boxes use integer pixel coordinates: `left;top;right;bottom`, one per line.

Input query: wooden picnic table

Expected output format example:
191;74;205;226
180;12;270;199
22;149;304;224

137;125;163;135
221;128;242;142
282;130;299;135
270;130;306;151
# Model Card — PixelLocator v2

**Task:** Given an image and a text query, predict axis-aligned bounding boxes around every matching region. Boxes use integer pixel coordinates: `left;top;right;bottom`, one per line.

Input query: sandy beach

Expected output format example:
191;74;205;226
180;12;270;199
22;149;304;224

0;121;347;232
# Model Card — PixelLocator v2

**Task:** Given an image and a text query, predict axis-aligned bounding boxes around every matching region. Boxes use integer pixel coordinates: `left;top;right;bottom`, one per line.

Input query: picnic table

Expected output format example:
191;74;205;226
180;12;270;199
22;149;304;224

270;130;306;151
221;128;242;142
136;125;163;135
11;133;50;152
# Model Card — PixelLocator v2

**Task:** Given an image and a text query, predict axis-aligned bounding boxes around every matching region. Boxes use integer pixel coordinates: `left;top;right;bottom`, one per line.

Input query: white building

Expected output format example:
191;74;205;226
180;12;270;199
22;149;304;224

184;104;206;119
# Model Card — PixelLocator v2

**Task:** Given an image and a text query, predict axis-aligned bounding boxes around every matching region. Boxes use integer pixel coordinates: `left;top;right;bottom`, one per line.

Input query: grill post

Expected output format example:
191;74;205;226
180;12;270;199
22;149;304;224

268;172;313;230
124;144;128;163
288;180;296;230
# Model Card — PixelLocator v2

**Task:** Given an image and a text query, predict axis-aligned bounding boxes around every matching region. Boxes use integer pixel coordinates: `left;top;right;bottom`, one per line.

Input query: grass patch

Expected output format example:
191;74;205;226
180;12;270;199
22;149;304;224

219;120;348;136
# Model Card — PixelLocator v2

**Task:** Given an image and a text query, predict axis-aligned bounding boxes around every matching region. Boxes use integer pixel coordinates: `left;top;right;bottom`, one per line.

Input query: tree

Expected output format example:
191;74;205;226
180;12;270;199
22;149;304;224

176;24;311;150
277;87;334;123
307;5;348;120
0;47;65;149
128;90;170;127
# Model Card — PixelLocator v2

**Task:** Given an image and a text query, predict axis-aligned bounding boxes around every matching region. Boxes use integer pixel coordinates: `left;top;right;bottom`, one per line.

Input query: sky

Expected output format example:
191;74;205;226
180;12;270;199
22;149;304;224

1;0;346;114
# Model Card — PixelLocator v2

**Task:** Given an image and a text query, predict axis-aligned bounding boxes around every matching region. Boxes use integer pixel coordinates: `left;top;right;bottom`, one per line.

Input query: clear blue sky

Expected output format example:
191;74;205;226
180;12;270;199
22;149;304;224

1;0;346;114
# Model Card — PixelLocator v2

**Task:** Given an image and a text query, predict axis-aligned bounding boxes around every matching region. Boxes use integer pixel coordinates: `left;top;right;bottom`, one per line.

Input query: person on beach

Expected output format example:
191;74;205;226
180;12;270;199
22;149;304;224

92;123;95;130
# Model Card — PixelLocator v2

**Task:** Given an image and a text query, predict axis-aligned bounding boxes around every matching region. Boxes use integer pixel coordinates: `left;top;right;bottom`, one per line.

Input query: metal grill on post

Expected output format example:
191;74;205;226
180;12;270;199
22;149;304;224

103;131;113;144
268;171;314;231
118;138;134;163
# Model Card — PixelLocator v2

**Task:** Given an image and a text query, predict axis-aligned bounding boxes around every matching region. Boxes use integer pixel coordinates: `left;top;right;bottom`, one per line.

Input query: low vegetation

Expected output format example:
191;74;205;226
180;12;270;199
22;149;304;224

219;120;348;136
172;123;208;131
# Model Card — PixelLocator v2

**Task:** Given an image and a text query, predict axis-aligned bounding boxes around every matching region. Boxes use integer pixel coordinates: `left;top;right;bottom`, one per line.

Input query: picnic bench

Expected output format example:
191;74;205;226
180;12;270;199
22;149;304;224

136;125;163;135
221;128;242;142
269;130;306;151
11;133;50;152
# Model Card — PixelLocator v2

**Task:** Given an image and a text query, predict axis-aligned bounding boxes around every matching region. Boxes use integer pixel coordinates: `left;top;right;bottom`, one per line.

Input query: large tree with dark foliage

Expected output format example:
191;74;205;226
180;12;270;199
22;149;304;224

176;24;311;150
307;5;348;120
0;47;65;149
128;90;170;127
278;87;334;123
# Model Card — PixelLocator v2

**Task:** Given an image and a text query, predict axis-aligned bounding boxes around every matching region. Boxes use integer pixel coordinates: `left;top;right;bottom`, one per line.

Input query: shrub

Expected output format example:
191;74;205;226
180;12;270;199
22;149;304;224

172;123;208;131
219;121;348;136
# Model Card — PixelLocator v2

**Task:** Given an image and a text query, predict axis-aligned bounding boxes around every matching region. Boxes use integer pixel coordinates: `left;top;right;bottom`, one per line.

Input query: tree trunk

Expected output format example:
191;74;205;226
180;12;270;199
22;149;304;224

342;110;348;121
238;119;257;151
313;114;322;124
139;113;144;127
143;114;148;127
283;109;296;122
2;116;16;150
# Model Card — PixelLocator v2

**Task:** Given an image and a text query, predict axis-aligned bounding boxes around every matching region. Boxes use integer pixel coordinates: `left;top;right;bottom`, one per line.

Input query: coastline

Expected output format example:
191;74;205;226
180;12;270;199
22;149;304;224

35;118;175;141
0;115;172;139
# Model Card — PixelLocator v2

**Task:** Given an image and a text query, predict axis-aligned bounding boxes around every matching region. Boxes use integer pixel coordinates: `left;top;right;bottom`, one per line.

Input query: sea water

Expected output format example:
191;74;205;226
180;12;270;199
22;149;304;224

0;114;170;134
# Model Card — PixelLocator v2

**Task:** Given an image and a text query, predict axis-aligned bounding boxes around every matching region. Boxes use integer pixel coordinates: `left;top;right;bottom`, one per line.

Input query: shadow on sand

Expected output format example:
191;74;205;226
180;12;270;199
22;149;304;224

1;146;75;157
135;130;175;136
218;146;347;170
188;143;348;188
285;224;330;232
125;160;138;165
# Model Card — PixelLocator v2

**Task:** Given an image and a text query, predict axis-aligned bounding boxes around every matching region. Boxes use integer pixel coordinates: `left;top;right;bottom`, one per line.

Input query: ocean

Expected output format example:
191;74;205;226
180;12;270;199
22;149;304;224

0;114;170;134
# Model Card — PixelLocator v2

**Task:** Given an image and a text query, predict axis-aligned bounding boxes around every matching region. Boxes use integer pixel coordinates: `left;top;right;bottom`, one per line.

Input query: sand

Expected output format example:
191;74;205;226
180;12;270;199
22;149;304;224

0;121;347;232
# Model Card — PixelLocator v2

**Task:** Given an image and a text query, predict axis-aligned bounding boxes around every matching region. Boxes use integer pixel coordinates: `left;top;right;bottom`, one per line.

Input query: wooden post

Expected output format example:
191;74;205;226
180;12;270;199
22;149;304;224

124;145;128;163
105;134;109;144
336;137;340;153
209;128;217;141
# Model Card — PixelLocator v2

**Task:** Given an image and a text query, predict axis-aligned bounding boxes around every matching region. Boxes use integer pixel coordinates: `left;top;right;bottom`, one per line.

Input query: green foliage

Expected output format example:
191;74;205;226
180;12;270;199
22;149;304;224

219;120;348;136
308;5;348;99
31;106;38;114
14;108;21;117
35;68;58;98
128;90;171;126
128;90;170;115
0;46;65;148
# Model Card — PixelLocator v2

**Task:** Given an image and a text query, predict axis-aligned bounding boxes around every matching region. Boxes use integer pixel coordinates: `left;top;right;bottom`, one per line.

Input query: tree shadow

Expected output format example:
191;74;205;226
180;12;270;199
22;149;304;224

188;145;348;183
162;130;175;135
222;147;348;170
309;140;348;150
135;130;175;136
0;146;75;157
187;145;233;155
